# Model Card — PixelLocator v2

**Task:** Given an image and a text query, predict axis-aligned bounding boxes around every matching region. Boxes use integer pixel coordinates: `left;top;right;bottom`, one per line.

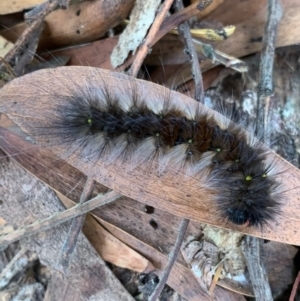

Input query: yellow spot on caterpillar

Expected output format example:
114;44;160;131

245;175;252;181
87;118;92;126
261;173;267;178
188;139;193;144
155;132;160;137
216;148;221;153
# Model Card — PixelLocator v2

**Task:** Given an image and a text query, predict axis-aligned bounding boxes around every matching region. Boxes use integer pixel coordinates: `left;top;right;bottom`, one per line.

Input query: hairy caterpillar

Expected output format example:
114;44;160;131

0;66;288;230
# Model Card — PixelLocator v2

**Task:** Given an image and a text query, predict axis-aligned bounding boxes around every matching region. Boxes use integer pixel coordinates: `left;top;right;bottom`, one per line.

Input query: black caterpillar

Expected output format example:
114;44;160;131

50;84;280;227
0;67;281;227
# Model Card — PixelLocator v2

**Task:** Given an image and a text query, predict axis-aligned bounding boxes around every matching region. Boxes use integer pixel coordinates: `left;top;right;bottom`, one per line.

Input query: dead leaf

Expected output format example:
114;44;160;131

0;67;300;245
0;0;45;15
0;156;135;301
59;193;155;273
0;125;250;301
0;0;135;50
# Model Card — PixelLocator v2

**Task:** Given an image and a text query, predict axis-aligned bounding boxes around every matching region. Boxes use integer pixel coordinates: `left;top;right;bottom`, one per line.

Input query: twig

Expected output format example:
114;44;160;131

0;247;27;287
55;177;95;273
128;0;175;77
241;236;272;301
289;270;300;301
0;191;121;252
1;23;44;77
25;0;71;22
256;0;282;135
173;0;205;103
60;0;72;9
118;1;211;72
0;0;71;77
194;41;248;73
148;218;189;301
208;261;223;294
157;0;216;47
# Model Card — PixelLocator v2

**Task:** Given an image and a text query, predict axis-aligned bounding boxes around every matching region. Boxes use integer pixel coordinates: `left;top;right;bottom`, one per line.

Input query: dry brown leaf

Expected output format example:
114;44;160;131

0;66;300;245
0;0;44;15
0;126;296;301
262;242;298;299
0;153;135;301
0;0;135;49
59;194;154;273
0;128;216;301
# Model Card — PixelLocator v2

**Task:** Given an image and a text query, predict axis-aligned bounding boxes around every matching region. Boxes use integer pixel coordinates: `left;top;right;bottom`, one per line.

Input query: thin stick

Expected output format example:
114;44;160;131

55;176;95;273
148;218;189;301
241;236;272;301
118;1;210;72
0;0;71;77
0;248;27;283
25;0;71;22
208;262;223;294
128;0;175;77
289;270;300;301
173;0;205;103
0;191;121;252
256;0;282;135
